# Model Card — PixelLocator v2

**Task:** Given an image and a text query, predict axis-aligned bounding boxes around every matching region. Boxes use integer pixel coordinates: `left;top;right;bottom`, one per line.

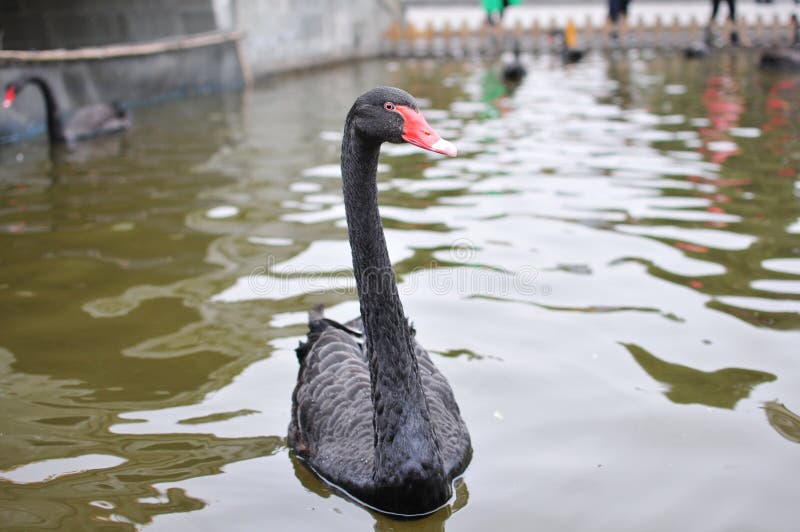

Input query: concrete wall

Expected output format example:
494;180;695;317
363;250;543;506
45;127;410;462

0;0;217;49
1;0;401;77
233;0;400;78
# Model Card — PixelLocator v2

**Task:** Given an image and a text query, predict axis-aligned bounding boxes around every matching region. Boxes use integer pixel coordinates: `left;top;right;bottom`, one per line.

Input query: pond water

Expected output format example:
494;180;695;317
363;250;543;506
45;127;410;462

1;51;799;531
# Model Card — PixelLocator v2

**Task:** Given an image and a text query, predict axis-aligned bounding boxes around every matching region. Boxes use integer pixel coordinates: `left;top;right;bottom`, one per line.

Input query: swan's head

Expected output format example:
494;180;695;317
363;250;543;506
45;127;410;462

349;86;457;157
3;84;19;109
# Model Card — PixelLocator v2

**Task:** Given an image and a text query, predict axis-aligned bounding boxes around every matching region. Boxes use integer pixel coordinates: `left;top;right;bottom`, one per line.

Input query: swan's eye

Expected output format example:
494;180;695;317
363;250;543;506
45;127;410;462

383;102;396;112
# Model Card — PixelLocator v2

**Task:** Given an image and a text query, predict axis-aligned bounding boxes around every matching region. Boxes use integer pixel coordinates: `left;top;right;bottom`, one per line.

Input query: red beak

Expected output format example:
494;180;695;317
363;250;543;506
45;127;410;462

395;105;457;157
3;87;15;108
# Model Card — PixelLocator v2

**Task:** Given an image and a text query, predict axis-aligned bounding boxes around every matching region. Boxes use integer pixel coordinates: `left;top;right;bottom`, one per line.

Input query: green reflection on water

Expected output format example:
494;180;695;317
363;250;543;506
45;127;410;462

624;343;776;409
0;432;280;529
763;401;800;444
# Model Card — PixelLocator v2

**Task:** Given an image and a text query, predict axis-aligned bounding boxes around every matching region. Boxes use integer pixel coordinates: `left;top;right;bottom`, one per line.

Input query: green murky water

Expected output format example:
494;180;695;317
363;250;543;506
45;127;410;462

1;52;799;531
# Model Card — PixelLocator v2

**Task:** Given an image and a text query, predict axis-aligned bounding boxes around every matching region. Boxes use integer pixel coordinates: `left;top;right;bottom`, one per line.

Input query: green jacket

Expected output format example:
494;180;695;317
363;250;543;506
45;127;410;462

482;0;521;14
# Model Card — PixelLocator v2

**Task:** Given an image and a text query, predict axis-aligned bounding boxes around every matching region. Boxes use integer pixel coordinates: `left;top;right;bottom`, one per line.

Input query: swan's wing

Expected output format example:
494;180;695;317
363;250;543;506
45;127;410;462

65;104;129;140
290;309;470;487
290;323;374;490
415;343;472;479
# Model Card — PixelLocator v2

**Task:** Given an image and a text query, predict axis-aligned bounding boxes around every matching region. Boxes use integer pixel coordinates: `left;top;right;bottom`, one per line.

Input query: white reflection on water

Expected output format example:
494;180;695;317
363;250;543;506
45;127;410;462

0;455;126;484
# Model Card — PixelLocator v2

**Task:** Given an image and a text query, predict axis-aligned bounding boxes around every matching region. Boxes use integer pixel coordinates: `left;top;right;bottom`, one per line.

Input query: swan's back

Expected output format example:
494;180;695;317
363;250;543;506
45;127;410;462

759;48;800;71
64;103;130;141
288;309;471;507
290;319;375;491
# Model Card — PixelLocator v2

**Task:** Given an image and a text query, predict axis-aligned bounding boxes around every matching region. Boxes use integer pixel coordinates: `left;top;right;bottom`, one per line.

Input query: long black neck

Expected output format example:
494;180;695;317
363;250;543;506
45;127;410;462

21;77;65;142
341;114;447;506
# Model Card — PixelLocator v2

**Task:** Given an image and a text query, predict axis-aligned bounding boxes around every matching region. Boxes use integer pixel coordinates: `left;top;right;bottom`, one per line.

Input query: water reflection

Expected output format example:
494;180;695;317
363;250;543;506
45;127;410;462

290;454;469;532
624;343;776;409
763;401;800;444
1;52;799;531
699;75;743;163
0;432;279;528
0;91;267;529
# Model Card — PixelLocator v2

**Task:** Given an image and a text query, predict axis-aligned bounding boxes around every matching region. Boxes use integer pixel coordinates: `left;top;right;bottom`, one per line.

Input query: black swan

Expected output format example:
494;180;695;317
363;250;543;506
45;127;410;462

3;76;130;143
759;14;800;71
550;22;584;64
289;87;471;517
685;27;713;59
502;41;527;84
685;41;711;59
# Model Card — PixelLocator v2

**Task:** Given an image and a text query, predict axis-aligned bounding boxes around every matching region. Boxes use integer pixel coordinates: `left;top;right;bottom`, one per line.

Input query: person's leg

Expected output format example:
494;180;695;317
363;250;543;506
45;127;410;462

727;0;739;44
706;0;721;43
726;0;736;22
710;0;722;22
619;0;630;36
609;0;621;24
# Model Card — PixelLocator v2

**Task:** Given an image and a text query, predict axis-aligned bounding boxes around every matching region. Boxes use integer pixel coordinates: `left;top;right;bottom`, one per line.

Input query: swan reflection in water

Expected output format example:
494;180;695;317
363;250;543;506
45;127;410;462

290;453;469;532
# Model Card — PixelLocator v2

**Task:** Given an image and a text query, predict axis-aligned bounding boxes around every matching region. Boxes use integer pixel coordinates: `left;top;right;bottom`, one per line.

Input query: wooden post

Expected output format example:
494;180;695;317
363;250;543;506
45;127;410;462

460;19;470;41
513;19;523;40
602;15;612;42
405;21;418;41
771;14;781;44
671;15;681;48
584;14;594;47
654;14;663;48
755;14;765;46
461;19;475;56
234;36;252;87
548;17;557;52
385;21;401;45
736;18;751;47
689;14;698;42
423;21;434;57
443;20;452;56
424;21;434;40
636;15;646;46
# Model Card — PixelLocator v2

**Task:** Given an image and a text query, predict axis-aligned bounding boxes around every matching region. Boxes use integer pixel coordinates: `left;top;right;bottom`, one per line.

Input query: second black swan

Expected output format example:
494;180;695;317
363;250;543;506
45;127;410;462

3;76;130;143
502;41;527;83
759;14;800;71
289;87;472;517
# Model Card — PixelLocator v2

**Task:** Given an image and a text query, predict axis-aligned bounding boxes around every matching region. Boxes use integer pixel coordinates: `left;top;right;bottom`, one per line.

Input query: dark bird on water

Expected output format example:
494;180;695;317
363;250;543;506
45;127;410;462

684;36;712;59
3;76;130;143
759;14;800;71
502;41;527;83
288;87;472;517
551;21;585;64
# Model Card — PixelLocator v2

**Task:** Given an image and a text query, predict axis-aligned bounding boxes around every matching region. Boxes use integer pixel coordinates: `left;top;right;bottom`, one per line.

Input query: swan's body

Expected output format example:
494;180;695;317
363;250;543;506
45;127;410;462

685;40;711;58
3;77;129;143
502;59;527;84
502;41;527;83
550;26;584;64
288;87;471;517
759;14;800;71
760;48;800;70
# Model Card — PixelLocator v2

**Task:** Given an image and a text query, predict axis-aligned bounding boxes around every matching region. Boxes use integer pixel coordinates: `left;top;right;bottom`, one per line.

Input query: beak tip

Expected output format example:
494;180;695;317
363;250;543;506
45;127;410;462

432;138;458;157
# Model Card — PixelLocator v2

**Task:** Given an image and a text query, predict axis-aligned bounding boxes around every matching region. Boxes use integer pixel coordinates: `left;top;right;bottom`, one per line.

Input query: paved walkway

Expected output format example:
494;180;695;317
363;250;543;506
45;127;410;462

407;1;798;30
